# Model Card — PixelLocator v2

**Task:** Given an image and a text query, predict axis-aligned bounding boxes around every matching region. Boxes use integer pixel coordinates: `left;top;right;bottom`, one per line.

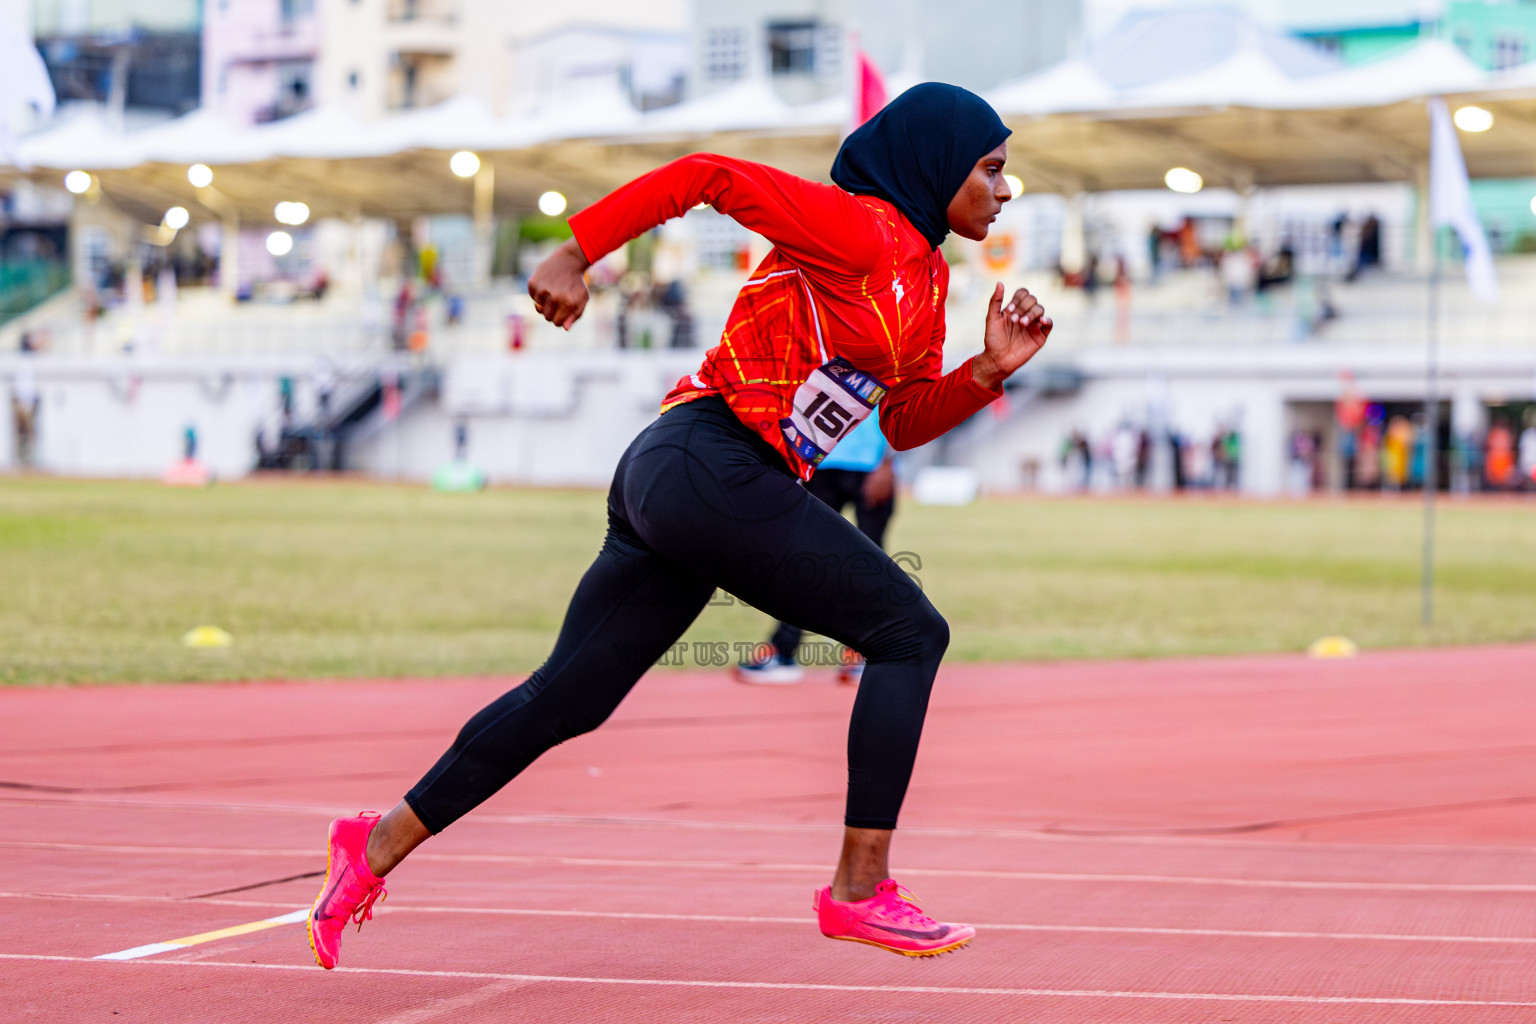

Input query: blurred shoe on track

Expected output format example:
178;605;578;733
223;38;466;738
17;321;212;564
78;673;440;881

733;652;803;685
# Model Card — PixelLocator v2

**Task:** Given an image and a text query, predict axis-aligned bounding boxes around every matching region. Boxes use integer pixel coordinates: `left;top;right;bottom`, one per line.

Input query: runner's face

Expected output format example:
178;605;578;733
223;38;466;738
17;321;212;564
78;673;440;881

945;143;1010;241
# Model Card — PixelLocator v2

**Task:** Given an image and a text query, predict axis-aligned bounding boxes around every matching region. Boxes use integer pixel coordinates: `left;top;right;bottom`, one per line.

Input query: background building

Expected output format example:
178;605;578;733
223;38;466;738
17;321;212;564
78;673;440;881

203;0;320;126
692;0;1082;103
33;0;200;119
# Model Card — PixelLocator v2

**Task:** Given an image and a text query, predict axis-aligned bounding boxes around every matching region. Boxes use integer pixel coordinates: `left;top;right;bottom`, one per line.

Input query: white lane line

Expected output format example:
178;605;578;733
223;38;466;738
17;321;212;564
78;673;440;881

6;892;1533;948
385;906;1536;946
7;841;1536;893
93;909;308;961
5;953;1536;1008
7;794;1536;859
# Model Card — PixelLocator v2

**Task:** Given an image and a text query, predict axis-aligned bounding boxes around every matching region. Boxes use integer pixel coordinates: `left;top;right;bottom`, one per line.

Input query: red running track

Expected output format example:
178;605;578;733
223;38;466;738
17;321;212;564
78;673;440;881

5;645;1536;1022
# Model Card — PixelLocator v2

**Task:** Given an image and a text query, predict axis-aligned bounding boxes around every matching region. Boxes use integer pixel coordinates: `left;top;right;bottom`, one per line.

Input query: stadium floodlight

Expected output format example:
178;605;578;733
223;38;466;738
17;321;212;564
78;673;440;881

1453;106;1494;132
275;201;311;225
64;170;92;194
1003;174;1023;198
1164;167;1204;194
538;190;567;216
163;206;190;230
187;163;214;188
450;150;481;178
266;230;294;256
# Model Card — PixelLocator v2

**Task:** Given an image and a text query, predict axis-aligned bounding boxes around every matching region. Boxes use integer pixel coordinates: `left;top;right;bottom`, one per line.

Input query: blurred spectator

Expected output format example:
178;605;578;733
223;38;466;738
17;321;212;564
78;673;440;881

407;308;430;355
1211;426;1242;491
1356;420;1382;490
1168;429;1187;491
1519;410;1536;491
1224;428;1243;491
1186;431;1212;488
1111;422;1138;488
1337;426;1358;491
420;246;441;292
1113;255;1132;344
1409;412;1429;489
1287;430;1319;496
1134;427;1152;489
1485;420;1516;491
1347;213;1381;282
1178;218;1200;265
1451;428;1478;494
1382;415;1412;492
392;282;414;351
1219;240;1256;306
1293;274;1339;340
1060;428;1092;492
313;360;337;421
658;279;694;349
10;344;39;467
1257;242;1295;291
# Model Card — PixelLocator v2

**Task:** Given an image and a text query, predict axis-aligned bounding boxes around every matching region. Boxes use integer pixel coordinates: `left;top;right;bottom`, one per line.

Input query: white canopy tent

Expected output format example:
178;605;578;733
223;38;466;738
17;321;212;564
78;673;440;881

981;12;1530;193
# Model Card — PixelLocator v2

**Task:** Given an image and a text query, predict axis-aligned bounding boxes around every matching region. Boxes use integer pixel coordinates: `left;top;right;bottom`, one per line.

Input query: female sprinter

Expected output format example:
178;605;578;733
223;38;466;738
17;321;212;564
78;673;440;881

308;83;1051;967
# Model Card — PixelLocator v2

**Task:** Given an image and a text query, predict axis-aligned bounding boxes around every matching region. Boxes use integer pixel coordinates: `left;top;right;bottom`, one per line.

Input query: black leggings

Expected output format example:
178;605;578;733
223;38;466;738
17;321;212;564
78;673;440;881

769;467;894;661
404;396;948;832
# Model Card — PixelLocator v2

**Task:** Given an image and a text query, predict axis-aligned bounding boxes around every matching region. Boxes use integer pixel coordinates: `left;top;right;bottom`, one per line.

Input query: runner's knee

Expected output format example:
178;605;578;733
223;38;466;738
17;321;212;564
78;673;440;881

542;688;623;743
914;603;950;665
862;598;948;667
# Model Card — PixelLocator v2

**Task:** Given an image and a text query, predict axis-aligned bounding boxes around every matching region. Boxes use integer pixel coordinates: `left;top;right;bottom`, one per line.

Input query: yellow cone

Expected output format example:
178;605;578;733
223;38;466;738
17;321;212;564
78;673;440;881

1307;635;1357;659
182;625;233;649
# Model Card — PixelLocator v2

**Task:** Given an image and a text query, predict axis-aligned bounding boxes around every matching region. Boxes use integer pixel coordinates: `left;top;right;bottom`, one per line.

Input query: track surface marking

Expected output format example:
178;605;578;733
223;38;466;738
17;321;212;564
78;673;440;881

7;645;1536;1022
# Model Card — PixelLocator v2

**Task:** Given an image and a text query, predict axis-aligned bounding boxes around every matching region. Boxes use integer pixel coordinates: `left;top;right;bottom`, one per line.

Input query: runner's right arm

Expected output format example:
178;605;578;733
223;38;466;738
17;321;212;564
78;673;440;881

567;154;888;279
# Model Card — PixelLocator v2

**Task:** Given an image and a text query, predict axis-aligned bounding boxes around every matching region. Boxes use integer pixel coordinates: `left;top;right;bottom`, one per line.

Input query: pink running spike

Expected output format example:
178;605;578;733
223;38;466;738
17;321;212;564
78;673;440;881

307;812;388;969
814;879;974;956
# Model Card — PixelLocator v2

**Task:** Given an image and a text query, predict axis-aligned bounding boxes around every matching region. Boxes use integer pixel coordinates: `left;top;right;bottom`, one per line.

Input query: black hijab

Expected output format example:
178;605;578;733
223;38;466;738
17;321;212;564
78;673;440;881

831;83;1011;251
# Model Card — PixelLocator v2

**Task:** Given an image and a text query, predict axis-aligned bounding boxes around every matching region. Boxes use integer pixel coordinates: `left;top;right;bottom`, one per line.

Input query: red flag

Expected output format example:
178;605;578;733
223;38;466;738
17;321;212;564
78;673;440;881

381;369;402;422
854;49;887;127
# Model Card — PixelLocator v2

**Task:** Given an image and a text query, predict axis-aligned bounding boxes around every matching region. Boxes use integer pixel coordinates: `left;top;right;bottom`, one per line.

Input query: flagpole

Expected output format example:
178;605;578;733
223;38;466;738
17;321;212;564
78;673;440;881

1420;97;1498;628
1421;229;1439;627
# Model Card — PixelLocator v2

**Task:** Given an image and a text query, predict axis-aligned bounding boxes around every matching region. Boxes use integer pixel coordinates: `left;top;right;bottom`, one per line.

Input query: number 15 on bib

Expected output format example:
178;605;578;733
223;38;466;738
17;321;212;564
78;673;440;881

780;357;887;468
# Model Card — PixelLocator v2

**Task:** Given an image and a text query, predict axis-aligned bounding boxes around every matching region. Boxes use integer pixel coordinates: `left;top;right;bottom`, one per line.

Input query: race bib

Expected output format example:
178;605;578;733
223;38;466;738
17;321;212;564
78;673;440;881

780;357;888;467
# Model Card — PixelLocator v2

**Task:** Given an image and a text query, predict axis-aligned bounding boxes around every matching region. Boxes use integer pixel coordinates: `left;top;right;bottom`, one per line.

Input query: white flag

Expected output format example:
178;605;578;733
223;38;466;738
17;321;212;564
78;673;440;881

0;12;56;167
1427;97;1498;304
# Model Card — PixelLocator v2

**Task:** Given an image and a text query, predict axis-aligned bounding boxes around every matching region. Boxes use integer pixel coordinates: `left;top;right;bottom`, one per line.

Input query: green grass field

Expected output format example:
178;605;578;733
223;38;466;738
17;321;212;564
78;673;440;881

1;478;1531;685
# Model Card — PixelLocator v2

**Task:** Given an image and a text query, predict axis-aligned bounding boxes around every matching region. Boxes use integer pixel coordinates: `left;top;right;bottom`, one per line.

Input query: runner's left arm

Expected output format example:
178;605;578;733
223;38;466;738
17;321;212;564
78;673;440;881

878;261;1003;451
882;269;1053;450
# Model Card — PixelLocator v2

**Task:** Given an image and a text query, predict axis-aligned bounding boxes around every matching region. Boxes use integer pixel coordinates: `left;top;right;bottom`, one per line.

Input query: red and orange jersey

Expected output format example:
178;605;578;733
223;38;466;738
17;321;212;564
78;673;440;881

569;154;1001;479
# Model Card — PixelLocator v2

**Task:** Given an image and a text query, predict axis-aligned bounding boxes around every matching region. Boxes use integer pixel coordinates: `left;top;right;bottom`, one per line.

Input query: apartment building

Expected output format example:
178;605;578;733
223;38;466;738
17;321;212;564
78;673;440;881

32;0;201;117
691;0;1082;104
203;0;321;125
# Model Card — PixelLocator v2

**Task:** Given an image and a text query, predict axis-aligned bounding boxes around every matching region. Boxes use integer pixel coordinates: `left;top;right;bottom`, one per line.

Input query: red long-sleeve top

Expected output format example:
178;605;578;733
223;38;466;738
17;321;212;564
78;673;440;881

568;154;1001;480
